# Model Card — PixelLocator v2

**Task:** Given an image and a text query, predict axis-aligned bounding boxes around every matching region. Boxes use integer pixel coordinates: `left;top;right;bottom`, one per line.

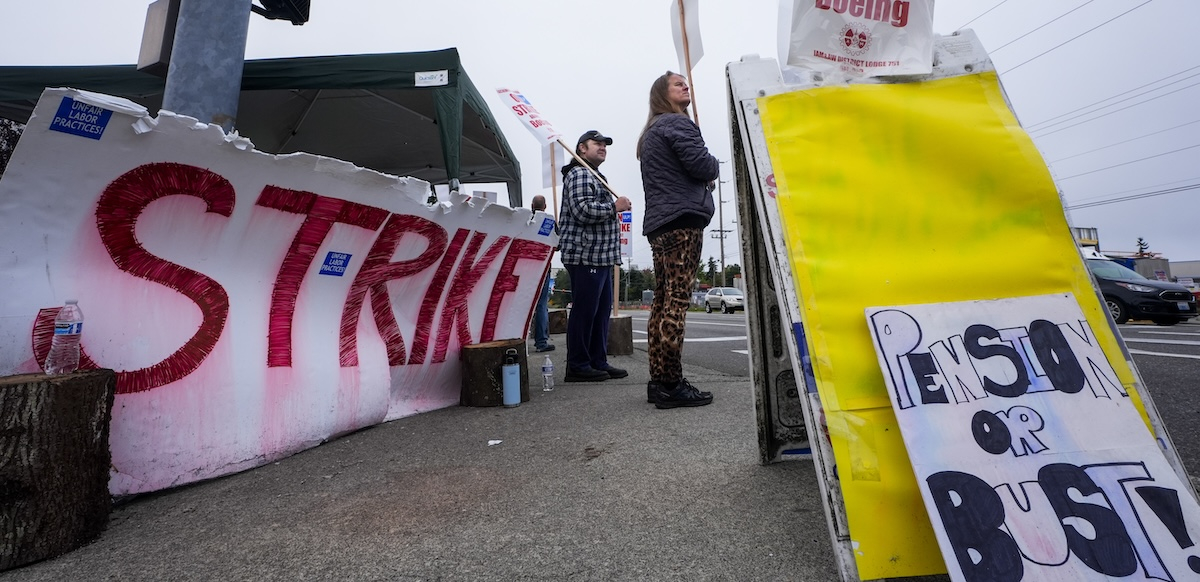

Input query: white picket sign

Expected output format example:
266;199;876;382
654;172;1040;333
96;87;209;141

496;88;561;145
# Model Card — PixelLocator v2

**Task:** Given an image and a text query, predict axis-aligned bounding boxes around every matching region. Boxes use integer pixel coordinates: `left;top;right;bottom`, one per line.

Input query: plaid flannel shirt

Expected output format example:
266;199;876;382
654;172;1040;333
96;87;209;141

557;164;621;266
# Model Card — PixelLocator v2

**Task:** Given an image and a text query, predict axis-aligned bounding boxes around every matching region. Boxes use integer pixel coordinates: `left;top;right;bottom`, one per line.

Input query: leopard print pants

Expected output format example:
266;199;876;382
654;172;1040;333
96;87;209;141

647;227;704;383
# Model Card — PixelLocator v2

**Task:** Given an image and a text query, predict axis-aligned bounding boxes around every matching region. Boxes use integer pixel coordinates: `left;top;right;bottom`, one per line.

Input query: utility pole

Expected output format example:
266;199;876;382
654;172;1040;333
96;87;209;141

717;177;725;287
710;160;732;287
624;260;631;306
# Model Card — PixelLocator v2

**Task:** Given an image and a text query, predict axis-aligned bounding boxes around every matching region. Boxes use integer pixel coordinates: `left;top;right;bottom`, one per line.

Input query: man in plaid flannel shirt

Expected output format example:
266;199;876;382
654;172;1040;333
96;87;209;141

558;130;632;382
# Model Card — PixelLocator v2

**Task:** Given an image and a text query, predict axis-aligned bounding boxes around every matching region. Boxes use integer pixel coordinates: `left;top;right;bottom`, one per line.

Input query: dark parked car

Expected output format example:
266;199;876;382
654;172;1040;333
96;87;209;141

1086;258;1198;325
704;287;744;313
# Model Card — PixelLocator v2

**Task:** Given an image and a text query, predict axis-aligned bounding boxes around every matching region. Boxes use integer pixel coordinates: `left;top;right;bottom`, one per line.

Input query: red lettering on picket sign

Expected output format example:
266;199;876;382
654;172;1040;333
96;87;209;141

408;229;469;365
256;186;389;367
48;162;235;394
339;214;449;367
481;239;553;343
431;233;512;363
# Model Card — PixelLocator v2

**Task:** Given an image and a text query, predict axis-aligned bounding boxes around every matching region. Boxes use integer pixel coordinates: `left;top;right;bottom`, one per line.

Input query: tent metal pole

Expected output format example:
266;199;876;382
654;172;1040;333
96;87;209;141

277;89;322;152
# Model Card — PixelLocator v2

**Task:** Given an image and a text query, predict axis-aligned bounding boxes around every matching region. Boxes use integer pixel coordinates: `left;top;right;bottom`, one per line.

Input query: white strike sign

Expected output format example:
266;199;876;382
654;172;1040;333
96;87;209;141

866;293;1200;581
0;89;556;495
496;88;561;145
619;211;633;259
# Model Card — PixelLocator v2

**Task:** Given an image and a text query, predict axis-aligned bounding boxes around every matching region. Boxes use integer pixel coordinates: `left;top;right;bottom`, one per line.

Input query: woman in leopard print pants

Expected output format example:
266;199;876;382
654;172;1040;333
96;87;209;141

636;71;720;409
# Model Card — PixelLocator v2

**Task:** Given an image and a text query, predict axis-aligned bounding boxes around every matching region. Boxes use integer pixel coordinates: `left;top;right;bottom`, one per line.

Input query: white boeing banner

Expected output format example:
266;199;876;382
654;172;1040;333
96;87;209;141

783;0;935;78
0;89;557;495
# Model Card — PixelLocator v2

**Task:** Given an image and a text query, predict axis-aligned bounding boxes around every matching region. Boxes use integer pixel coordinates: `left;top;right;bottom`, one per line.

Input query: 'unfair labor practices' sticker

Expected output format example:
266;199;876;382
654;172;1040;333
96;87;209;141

319;251;352;276
49;97;112;140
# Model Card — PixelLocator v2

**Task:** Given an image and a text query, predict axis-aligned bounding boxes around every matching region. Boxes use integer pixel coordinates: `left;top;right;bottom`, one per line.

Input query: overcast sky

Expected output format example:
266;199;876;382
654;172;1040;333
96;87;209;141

1;0;1197;267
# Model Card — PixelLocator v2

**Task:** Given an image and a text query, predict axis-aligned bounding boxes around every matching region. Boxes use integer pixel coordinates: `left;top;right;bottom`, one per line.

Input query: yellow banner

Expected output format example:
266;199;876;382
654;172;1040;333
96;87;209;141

759;71;1143;579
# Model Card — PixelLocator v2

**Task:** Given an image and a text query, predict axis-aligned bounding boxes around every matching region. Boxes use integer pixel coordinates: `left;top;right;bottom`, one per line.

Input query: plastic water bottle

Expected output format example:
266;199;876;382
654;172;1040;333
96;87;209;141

542;355;555;392
44;300;84;375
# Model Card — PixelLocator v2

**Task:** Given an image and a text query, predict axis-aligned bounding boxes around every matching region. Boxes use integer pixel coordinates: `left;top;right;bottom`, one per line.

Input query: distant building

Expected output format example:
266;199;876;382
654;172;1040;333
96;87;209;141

1170;260;1200;279
1071;226;1099;250
470;190;498;203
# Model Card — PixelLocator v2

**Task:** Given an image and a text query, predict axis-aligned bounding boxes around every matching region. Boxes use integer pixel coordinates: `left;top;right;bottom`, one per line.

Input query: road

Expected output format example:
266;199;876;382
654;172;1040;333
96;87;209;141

627;309;751;377
1118;320;1200;477
630;311;1200;478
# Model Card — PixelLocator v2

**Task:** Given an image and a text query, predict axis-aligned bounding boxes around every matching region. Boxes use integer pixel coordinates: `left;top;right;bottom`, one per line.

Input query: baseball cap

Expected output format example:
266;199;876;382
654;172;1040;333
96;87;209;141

577;130;613;146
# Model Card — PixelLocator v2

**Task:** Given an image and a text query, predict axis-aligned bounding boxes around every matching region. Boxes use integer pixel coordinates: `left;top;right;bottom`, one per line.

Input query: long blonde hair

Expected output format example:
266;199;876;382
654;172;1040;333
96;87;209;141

636;71;690;159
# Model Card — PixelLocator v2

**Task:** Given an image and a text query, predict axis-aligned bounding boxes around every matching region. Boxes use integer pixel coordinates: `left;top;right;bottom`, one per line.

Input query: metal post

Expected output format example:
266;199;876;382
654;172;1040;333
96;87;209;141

162;0;252;132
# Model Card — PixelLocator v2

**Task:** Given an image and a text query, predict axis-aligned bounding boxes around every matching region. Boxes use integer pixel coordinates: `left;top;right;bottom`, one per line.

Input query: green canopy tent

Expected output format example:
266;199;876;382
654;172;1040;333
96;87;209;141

0;48;522;206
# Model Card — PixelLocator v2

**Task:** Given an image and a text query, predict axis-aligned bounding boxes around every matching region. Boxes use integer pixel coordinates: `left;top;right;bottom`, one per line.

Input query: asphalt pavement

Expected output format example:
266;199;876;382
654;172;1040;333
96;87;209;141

1;334;844;582
11;321;1195;581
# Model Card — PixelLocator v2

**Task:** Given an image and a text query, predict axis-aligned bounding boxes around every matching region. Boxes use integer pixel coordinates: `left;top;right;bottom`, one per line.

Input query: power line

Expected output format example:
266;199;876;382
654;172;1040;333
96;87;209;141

954;0;1011;31
1066;175;1200;204
1066;183;1200;210
992;0;1097;53
1005;1;1152;73
1048;119;1200;163
1028;70;1200;134
1025;64;1200;130
1055;143;1200;181
1030;79;1200;138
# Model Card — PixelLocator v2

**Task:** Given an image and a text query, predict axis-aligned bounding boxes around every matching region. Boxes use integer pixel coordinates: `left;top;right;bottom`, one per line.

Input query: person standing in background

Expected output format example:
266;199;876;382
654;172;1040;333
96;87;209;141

530;194;555;353
637;72;719;409
558;130;632;383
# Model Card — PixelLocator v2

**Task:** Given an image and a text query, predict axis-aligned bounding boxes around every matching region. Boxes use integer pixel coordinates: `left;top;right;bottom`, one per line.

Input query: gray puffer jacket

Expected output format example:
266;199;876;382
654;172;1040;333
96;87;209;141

639;113;720;236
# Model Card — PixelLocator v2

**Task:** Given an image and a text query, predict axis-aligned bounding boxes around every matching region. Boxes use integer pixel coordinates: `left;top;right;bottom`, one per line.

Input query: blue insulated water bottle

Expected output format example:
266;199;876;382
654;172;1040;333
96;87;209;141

502;348;520;407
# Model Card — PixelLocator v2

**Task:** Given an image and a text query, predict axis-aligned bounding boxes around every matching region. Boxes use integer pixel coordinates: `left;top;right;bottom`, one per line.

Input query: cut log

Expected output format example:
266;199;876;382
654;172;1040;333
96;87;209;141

607;314;634;356
0;369;115;571
548;308;567;335
460;339;529;407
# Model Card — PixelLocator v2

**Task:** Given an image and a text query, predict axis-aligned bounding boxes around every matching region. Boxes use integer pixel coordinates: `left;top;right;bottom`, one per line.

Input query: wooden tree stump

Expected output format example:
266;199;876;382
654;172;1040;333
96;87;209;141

0;369;115;571
460;339;529;407
607;314;634;356
548;308;567;335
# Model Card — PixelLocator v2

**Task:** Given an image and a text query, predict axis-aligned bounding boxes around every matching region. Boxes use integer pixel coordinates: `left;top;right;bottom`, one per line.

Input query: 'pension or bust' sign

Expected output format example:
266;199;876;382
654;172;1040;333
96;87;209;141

866;293;1200;581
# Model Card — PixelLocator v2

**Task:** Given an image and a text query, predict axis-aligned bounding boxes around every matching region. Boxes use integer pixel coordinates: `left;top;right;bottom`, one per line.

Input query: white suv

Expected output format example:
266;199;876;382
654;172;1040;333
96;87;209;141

703;287;744;313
